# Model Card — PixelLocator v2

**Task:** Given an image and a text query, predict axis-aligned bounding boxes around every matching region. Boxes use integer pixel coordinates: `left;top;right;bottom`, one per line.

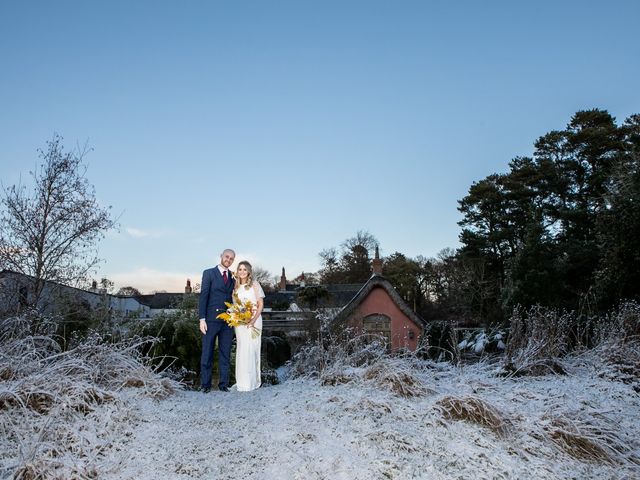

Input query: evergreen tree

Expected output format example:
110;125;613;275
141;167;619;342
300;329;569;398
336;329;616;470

457;109;637;318
382;252;423;312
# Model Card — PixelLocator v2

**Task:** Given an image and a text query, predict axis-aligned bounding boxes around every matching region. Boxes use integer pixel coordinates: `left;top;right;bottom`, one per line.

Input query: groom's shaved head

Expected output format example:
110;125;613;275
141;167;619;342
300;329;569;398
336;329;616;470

220;249;236;268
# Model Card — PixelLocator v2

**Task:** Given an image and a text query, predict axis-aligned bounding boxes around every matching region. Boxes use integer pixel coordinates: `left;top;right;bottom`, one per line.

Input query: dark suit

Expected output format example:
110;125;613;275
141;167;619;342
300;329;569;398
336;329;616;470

199;267;235;390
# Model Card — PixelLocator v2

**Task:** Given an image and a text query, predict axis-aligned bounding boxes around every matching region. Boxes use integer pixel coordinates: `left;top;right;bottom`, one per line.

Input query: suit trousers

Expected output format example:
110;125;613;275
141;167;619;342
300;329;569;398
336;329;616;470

200;319;234;390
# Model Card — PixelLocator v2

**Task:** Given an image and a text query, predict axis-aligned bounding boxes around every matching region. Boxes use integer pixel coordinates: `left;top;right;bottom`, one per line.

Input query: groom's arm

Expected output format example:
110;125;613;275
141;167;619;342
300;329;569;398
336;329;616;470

198;269;210;324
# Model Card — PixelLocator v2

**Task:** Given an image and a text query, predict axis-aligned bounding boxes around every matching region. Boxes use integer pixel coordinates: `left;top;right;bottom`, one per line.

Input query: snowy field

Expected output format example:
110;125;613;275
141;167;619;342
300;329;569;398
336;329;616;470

99;359;640;480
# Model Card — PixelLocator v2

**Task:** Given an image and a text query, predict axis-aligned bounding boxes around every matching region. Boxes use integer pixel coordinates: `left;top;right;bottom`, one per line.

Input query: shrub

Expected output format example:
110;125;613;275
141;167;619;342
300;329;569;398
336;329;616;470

502;306;576;376
0;312;177;478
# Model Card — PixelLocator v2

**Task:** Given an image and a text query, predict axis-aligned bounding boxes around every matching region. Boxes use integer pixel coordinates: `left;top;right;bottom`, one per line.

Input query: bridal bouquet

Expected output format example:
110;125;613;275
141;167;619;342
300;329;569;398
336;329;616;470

217;293;261;339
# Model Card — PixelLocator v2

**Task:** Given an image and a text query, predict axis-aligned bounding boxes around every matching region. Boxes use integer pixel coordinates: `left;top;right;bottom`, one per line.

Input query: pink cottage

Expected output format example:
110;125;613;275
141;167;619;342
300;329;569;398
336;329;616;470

334;249;427;351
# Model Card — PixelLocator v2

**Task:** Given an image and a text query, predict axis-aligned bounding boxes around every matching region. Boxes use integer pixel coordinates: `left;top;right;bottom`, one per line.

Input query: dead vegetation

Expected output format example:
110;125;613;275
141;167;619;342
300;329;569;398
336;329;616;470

363;358;432;398
502;301;640;380
290;329;387;379
502;306;574;377
285;308;640;474
291;311;432;398
436;395;511;437
0;313;180;479
538;411;640;466
544;416;617;464
594;339;640;392
591;302;640;392
320;371;356;386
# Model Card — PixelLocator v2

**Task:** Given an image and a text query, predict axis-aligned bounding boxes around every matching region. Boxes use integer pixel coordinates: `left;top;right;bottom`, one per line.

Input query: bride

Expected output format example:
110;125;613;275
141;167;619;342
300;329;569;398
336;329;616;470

233;261;264;391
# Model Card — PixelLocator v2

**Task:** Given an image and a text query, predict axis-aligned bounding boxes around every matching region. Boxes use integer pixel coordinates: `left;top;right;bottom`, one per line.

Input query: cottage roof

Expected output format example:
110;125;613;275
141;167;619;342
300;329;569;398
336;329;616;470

263;291;297;308
0;269;105;298
135;293;186;309
334;273;427;328
315;283;364;308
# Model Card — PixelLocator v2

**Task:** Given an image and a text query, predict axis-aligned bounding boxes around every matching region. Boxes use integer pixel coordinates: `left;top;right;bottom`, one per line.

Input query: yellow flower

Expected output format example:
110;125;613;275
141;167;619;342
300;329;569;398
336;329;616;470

216;298;256;328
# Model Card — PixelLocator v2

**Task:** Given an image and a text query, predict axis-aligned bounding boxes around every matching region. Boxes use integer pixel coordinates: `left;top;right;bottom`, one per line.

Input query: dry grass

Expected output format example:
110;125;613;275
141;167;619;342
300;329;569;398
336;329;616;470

436;395;511;437
292;326;430;398
0;313;180;479
590;303;640;392
363;358;432;398
291;334;387;379
286;307;640;475
289;310;388;380
320;371;356;386
539;412;640;466
502;306;574;377
290;310;444;400
544;417;616;464
503;302;640;379
590;339;640;393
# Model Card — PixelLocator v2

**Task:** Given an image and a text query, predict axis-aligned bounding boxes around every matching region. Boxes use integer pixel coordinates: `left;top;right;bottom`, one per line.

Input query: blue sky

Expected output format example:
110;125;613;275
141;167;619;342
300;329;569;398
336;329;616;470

1;1;639;292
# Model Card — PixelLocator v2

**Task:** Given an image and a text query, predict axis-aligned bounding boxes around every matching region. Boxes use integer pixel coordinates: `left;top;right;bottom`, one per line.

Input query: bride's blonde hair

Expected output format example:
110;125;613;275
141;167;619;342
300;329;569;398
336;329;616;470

234;261;254;291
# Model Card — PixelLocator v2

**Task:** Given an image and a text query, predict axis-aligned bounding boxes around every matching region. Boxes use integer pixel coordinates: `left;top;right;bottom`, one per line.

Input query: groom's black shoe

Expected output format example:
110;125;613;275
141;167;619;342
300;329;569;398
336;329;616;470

200;387;211;394
219;387;229;392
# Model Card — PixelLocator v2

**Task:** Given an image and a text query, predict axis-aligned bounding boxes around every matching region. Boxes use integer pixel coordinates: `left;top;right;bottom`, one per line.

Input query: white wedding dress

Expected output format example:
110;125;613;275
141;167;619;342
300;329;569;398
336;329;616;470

234;281;265;391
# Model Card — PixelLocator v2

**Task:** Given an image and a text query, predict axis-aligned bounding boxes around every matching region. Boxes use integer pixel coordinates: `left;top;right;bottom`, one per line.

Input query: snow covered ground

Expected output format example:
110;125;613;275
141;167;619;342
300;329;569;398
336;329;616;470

101;359;640;480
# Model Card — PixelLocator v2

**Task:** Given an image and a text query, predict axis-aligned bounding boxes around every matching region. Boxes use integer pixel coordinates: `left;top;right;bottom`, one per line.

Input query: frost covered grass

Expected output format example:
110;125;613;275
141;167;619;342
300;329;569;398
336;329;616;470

503;301;640;379
0;314;178;479
435;395;511;437
3;306;640;479
99;348;640;479
99;310;639;479
502;306;575;376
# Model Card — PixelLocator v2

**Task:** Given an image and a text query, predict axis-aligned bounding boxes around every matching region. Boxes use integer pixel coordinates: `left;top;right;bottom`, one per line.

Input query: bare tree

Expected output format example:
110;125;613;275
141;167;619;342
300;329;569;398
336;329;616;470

0;134;117;306
99;277;115;294
340;230;379;258
116;286;141;296
319;231;380;284
252;265;275;290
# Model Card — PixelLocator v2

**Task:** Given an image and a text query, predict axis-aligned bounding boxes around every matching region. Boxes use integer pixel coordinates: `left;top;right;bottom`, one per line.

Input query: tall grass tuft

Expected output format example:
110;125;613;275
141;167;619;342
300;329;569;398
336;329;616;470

0;312;179;479
290;311;431;397
503;306;577;376
436;395;511;436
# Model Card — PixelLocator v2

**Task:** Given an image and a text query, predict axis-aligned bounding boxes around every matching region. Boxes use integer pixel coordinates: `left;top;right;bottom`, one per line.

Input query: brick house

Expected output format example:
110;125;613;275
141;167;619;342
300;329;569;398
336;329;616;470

333;273;426;351
332;249;427;351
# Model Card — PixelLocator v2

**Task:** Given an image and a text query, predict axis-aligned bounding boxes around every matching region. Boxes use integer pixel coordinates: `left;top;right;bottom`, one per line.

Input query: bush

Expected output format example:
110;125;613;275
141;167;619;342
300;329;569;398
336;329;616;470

421;320;457;361
0;312;177;479
128;309;206;387
289;310;385;377
502;301;640;377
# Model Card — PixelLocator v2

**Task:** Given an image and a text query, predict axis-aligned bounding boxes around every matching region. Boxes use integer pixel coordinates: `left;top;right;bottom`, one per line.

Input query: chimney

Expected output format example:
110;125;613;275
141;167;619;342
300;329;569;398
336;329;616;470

185;279;192;294
91;280;98;292
372;246;383;275
279;267;287;291
300;272;306;288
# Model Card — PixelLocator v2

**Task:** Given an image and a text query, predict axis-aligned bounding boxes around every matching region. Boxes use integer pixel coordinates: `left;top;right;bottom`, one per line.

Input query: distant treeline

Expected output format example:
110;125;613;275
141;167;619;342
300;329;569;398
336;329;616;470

313;109;640;325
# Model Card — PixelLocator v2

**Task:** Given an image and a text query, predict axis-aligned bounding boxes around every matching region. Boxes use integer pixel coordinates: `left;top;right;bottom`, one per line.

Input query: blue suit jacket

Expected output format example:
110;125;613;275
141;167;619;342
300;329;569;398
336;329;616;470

198;267;235;321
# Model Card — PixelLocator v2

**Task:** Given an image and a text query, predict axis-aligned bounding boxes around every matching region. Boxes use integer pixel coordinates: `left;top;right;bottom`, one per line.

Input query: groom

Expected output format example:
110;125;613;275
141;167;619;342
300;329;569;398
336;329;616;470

199;248;236;393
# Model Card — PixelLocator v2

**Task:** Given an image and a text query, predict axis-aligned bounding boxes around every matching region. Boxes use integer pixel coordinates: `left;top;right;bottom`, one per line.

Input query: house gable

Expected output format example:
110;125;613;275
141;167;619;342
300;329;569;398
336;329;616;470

335;274;426;351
